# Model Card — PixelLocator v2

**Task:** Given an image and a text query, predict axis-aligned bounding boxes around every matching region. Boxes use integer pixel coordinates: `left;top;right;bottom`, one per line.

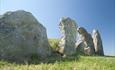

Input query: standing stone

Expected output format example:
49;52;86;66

0;10;51;61
77;27;95;55
58;17;78;56
92;29;104;56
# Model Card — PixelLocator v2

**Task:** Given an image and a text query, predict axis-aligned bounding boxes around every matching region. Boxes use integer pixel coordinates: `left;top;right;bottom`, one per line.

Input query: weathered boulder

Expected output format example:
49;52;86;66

58;17;78;56
92;29;104;56
77;27;95;55
0;10;51;61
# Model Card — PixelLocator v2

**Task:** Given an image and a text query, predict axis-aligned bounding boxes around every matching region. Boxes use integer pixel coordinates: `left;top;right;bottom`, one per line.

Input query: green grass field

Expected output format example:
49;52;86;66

0;56;115;70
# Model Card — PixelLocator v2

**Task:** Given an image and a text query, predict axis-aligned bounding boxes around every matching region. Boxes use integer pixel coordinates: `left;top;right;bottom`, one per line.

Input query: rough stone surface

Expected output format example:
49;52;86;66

77;27;95;55
0;10;51;61
76;41;86;55
92;29;104;56
58;17;78;56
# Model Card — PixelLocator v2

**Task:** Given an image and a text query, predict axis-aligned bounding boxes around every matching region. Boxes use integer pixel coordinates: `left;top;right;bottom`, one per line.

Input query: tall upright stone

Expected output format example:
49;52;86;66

58;17;78;56
0;10;51;61
77;27;95;55
92;29;104;56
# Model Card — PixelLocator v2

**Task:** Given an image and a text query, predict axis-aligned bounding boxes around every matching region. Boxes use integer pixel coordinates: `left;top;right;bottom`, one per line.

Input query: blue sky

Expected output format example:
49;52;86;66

0;0;115;56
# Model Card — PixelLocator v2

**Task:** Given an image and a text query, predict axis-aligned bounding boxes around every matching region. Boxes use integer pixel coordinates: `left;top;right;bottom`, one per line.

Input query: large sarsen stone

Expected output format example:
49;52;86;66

0;10;51;61
58;17;78;56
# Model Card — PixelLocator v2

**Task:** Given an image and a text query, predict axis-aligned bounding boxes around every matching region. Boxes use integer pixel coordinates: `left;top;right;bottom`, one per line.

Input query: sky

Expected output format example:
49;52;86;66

0;0;115;56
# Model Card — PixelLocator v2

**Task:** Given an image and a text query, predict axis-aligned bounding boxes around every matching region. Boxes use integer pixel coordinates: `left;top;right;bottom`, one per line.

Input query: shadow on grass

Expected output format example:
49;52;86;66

0;53;80;65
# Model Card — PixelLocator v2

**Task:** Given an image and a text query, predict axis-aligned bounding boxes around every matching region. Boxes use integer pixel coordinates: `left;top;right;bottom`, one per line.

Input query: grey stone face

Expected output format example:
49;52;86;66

76;41;86;55
92;29;104;56
77;27;95;55
58;17;78;56
0;10;51;61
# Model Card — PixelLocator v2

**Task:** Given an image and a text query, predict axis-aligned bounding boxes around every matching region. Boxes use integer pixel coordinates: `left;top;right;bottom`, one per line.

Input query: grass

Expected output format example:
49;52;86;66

0;56;115;70
48;38;59;50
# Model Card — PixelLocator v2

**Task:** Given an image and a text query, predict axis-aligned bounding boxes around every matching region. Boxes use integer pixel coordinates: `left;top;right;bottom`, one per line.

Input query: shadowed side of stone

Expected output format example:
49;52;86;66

0;10;51;62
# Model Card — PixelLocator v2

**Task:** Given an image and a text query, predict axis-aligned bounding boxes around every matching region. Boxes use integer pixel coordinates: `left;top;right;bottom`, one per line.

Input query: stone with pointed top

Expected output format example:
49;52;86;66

92;29;104;56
